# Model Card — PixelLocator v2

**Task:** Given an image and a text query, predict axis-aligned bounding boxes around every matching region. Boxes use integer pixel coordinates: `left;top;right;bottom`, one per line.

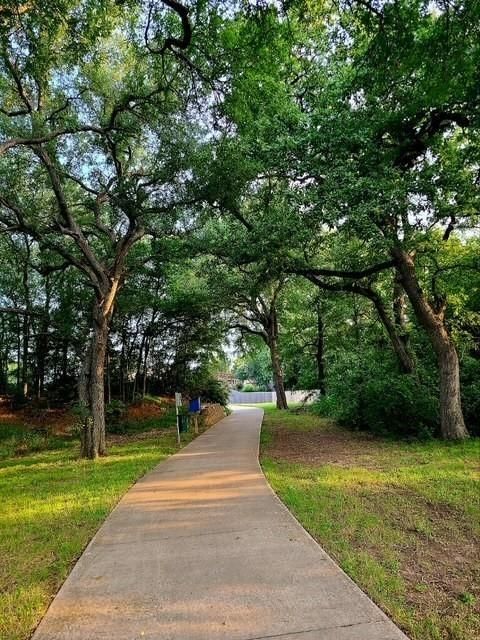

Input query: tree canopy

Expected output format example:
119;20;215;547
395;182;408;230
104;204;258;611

1;0;479;455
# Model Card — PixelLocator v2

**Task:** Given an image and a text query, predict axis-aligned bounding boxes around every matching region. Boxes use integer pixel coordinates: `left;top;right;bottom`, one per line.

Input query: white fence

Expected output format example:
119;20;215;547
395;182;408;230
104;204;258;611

229;390;318;405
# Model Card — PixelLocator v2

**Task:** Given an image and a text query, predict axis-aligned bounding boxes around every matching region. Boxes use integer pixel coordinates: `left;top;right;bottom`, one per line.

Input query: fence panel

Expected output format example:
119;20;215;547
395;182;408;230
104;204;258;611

228;391;274;404
229;390;319;405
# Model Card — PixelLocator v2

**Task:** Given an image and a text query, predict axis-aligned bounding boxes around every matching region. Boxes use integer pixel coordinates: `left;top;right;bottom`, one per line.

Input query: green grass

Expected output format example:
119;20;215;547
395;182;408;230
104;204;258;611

260;407;480;640
0;423;195;640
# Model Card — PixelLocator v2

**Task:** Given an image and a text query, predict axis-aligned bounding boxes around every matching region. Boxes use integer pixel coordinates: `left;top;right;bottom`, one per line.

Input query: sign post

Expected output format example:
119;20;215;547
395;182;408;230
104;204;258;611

175;392;182;445
188;397;201;434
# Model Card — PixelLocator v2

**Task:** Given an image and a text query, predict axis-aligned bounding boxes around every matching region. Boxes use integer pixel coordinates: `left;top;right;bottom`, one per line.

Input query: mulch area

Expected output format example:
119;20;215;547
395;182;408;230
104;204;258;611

0;396;176;435
267;424;387;467
0;397;74;433
125;399;172;421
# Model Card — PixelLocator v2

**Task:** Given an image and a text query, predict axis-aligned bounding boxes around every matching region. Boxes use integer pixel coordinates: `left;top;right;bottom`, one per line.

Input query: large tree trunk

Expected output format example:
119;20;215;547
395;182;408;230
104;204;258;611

316;300;326;395
392;247;468;440
269;338;288;409
79;295;116;459
21;313;29;397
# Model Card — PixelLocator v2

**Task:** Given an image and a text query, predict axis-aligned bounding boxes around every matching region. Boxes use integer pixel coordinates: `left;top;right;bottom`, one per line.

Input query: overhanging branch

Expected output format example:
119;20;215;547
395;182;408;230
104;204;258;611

292;259;395;280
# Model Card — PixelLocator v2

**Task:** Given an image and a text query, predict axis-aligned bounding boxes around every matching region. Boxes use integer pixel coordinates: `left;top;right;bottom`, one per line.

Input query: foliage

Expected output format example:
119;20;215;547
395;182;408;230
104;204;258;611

185;372;229;406
105;400;127;433
313;350;439;438
0;0;479;443
0;423;68;460
233;344;273;390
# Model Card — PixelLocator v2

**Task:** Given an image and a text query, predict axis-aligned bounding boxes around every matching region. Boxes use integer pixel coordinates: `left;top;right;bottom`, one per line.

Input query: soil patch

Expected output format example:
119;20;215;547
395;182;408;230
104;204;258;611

267;424;387;466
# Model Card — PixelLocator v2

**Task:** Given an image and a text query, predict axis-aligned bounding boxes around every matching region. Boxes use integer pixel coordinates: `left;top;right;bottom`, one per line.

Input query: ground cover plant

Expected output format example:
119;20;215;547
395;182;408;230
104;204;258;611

260;406;480;640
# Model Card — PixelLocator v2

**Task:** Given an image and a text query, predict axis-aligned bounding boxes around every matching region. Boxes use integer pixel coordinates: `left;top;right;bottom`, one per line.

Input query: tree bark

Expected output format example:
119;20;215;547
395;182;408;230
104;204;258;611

16;316;21;390
79;309;110;458
142;335;151;398
79;282;120;458
21;312;29;397
35;277;51;399
393;273;409;346
266;307;288;410
132;331;146;402
235;284;288;409
367;288;415;374
316;300;326;395
392;246;468;440
269;337;288;410
120;325;127;403
61;337;69;381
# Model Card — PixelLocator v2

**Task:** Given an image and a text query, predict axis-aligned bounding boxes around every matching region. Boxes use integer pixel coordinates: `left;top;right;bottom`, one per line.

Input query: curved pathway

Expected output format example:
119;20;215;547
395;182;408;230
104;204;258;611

34;406;408;640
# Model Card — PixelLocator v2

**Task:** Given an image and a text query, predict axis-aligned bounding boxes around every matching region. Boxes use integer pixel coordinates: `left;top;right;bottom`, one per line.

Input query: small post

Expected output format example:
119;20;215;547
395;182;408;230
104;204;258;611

188;397;201;435
175;392;182;446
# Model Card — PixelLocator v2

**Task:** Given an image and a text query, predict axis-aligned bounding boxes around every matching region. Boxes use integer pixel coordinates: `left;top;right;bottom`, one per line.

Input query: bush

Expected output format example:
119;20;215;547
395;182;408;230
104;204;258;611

105;400;127;433
11;392;28;410
241;383;257;392
312;349;439;438
186;374;229;406
0;424;64;459
361;374;438;438
461;355;480;436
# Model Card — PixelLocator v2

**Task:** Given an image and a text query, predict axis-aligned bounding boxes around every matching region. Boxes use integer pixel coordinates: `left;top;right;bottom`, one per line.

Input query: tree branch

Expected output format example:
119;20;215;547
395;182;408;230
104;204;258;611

145;0;192;55
292;259;395;279
0;125;108;157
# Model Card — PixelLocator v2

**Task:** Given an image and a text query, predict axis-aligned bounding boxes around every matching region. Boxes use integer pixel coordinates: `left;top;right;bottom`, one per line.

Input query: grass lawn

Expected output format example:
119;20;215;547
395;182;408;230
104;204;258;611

260;406;480;640
0;416;196;640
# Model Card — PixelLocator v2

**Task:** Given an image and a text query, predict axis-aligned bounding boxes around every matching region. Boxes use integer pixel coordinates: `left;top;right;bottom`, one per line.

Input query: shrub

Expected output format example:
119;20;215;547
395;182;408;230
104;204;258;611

105;400;127;433
312;349;439;438
460;355;480;436
0;424;63;459
360;374;438;438
11;392;28;410
186;374;230;406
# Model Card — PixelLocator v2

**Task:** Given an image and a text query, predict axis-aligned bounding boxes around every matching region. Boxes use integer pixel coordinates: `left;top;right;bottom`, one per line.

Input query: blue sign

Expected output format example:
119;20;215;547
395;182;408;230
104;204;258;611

189;397;201;413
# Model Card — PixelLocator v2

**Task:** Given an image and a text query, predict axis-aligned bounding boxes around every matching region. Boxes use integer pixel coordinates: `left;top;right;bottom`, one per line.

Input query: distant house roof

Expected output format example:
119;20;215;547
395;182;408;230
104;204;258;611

216;372;240;388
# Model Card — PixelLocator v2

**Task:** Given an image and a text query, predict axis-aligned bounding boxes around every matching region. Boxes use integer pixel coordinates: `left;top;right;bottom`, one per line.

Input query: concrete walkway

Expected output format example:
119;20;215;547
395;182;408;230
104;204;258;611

34;407;408;640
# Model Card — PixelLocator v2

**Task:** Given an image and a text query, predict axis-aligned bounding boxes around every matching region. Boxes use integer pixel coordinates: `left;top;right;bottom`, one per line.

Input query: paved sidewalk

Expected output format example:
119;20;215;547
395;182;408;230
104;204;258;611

34;406;408;640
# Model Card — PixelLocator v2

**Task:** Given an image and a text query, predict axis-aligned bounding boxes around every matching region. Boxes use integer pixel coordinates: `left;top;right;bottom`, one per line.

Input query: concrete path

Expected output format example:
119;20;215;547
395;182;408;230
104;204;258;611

34;407;408;640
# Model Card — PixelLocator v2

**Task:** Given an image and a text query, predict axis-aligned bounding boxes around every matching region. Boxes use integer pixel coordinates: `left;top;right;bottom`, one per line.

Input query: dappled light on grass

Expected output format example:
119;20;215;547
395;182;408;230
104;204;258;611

0;430;181;640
